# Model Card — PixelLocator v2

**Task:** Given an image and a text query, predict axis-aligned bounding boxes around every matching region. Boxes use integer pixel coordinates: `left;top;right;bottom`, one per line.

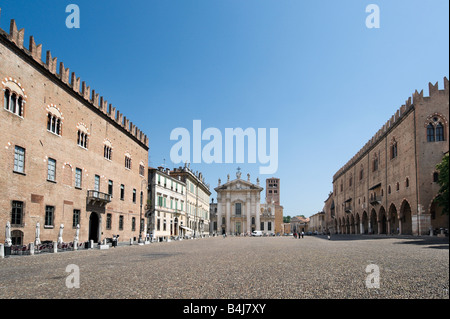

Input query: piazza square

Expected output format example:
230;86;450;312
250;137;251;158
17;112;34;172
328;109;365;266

0;1;448;312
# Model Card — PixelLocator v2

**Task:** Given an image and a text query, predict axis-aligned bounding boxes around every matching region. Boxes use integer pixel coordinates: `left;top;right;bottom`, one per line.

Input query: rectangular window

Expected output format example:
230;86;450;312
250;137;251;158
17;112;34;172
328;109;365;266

106;213;112;230
75;168;82;188
14;146;25;173
125;156;131;169
73;209;80;228
133;189;137;203
261;222;264;231
108;180;113;197
45;206;54;227
120;184;125;200
119;215;124;230
11;201;23;225
235;203;241;216
94;175;100;192
132;217;136;231
47;158;56;182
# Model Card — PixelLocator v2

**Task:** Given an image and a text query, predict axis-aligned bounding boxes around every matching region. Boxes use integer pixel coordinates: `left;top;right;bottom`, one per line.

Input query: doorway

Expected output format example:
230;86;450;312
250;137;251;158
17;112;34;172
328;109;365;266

89;212;100;243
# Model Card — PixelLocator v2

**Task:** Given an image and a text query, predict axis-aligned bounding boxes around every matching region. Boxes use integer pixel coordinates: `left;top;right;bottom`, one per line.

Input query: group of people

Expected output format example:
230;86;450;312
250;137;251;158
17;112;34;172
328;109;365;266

293;232;304;239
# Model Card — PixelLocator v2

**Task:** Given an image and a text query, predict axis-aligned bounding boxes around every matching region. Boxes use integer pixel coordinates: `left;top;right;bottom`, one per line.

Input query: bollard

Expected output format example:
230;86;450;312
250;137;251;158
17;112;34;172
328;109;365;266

90;240;94;249
53;241;58;253
0;244;4;259
73;240;78;250
29;243;34;256
130;238;133;245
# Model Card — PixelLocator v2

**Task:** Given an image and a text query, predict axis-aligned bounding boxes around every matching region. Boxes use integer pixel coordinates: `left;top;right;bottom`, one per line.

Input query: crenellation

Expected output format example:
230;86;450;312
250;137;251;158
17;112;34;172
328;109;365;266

109;105;116;119
124;117;130;131
9;19;24;49
116;111;123;125
81;81;90;100
99;97;107;112
71;72;80;92
59;62;70;84
428;81;439;96
91;89;99;107
0;7;149;147
413;89;423;104
45;51;57;74
28;36;42;62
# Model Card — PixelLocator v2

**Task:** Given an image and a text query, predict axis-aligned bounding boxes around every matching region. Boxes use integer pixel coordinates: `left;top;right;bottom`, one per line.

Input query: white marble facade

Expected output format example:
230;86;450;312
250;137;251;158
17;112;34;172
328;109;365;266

214;171;264;235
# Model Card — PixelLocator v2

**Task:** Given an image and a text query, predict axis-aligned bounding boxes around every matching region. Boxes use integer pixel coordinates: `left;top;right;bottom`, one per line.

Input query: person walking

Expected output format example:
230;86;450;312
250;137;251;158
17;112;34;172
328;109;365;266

301;231;304;238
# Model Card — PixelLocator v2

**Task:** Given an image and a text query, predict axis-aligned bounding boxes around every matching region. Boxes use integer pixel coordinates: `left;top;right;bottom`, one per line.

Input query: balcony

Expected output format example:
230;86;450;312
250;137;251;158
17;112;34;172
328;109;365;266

344;203;353;213
87;190;111;207
370;196;382;206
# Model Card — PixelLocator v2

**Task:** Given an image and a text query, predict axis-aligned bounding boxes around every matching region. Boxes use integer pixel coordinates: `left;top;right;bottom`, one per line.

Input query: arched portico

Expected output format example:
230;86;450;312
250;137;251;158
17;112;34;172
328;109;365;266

378;206;387;234
389;204;399;235
400;200;413;235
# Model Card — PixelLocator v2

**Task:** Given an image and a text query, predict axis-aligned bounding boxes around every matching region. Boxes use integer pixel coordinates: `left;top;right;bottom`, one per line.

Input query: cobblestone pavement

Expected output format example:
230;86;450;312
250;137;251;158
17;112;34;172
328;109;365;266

0;235;448;299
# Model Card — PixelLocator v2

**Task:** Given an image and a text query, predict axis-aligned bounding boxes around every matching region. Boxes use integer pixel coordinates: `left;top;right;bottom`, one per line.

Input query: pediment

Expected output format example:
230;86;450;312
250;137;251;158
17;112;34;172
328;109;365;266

215;178;263;192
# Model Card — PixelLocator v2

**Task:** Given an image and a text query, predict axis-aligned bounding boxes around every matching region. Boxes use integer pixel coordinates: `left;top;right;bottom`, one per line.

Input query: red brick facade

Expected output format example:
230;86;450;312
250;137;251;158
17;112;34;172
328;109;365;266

0;15;149;245
323;78;449;236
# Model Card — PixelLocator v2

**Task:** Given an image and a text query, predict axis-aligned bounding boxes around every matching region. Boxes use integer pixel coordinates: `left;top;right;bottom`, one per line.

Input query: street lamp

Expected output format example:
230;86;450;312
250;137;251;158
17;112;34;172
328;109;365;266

139;178;147;243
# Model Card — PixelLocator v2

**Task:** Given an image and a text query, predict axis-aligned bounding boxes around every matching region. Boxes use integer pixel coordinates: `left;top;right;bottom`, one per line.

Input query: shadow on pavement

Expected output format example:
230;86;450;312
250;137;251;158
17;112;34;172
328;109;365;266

315;234;449;249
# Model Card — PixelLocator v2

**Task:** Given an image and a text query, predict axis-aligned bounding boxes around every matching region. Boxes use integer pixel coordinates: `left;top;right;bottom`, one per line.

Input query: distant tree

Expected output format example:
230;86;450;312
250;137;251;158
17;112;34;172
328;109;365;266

434;153;449;216
283;216;291;223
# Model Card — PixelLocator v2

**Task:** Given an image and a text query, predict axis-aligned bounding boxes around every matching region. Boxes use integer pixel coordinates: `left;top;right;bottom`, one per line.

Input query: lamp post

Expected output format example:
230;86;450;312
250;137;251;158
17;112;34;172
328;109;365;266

139;178;147;243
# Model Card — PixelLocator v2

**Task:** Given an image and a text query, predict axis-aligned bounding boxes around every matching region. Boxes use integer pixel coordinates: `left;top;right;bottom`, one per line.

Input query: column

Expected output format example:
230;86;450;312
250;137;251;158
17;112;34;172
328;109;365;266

226;195;231;234
247;192;251;234
256;193;261;231
217;194;222;234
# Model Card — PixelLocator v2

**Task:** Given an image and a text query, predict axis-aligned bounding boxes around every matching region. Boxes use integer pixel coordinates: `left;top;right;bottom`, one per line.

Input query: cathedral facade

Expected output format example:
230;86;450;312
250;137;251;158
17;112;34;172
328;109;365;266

214;171;265;235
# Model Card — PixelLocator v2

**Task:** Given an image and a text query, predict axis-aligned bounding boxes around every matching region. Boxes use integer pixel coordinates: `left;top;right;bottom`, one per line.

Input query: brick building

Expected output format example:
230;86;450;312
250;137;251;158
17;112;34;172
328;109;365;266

323;78;449;236
265;177;284;234
0;14;149;246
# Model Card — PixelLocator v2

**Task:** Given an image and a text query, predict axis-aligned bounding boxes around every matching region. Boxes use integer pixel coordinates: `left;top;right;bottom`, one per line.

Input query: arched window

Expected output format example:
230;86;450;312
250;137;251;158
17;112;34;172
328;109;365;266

46;105;62;136
436;123;444;141
103;140;112;160
3;79;26;117
390;138;398;159
405;178;410;188
372;154;379;172
77;124;89;149
426;115;447;142
359;165;364;180
3;89;10;110
427;123;435;142
125;153;132;169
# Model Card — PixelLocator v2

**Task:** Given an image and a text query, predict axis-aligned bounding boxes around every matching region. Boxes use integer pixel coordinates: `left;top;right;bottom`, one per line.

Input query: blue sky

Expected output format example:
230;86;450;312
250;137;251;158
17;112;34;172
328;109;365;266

1;0;448;217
